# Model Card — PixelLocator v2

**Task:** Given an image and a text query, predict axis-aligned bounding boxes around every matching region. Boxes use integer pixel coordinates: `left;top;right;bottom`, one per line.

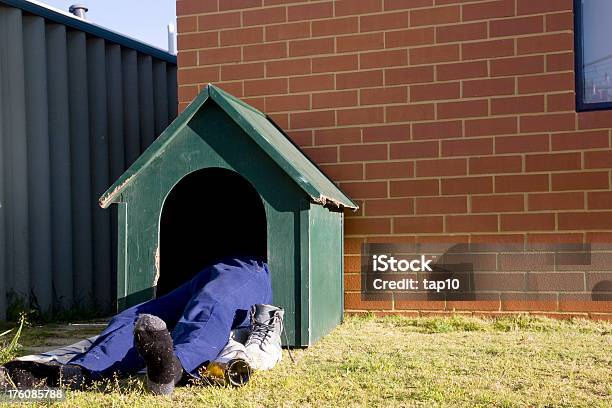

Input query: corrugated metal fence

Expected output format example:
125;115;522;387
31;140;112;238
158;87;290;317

0;3;178;319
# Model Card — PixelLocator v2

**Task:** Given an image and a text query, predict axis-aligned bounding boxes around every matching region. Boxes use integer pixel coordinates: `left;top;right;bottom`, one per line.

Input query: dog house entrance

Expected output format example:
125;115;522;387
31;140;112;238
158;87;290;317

157;168;267;297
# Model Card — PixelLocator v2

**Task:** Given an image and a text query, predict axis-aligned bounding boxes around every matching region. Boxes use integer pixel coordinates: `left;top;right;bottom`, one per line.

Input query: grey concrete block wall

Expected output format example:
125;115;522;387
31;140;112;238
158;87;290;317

0;3;177;319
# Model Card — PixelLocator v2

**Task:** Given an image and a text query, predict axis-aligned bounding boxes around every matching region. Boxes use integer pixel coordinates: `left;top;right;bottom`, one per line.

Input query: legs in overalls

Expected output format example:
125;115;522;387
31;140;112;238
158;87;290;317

68;257;272;378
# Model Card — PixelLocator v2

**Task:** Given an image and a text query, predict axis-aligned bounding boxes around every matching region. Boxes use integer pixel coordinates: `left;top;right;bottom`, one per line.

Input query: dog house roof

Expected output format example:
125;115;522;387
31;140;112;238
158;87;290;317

100;84;358;210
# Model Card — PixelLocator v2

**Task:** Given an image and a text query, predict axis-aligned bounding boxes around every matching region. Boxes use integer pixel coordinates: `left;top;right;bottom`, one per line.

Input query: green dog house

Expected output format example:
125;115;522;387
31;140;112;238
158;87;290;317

99;84;358;346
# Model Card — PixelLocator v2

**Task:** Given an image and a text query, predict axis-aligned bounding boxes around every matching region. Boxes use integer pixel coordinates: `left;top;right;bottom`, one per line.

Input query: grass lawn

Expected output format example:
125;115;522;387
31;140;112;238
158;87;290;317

1;314;611;407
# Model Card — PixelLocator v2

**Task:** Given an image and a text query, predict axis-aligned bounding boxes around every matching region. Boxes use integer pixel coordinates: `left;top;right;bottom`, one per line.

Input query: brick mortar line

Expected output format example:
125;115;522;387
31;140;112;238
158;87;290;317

178;3;572;22
346;198;612;206
184;47;574;67
184;22;571;40
346;200;610;210
184;49;573;61
175;106;612;135
434;29;573;45
227;85;577;99
178;1;470;20
180;29;573;51
177;28;573;51
227;101;576;116
307;140;611;151
344;232;611;239
284;122;604;134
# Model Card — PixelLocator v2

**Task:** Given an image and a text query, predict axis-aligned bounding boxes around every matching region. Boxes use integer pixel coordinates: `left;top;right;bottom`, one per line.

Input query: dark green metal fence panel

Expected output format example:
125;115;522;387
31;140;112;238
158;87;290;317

0;2;178;318
23;15;53;312
87;37;112;309
67;29;94;306
106;43;125;308
0;6;30;308
167;65;178;120
106;44;126;182
153;60;169;137
137;55;155;151
121;49;141;168
46;23;74;311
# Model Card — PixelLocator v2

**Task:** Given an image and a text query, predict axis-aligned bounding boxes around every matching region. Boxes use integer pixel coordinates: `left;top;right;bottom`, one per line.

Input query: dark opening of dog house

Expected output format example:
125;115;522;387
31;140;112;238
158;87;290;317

158;168;267;297
99;84;358;346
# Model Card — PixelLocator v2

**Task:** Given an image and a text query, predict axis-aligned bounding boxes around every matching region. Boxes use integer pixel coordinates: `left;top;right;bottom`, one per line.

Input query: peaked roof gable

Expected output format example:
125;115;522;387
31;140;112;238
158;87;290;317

100;84;358;210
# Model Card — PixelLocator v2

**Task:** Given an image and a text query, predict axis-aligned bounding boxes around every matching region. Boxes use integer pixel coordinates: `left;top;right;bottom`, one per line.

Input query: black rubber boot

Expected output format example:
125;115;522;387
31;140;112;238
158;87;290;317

2;360;90;390
56;364;90;390
134;314;183;395
2;361;51;389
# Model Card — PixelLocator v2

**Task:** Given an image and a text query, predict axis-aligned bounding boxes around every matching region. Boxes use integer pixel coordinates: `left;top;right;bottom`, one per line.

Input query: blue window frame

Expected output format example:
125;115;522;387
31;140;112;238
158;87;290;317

574;0;612;111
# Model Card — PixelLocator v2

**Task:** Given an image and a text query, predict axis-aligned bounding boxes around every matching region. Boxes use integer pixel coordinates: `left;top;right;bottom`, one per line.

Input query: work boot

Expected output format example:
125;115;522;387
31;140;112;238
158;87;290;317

56;364;90;390
134;314;183;396
244;304;284;371
2;361;50;389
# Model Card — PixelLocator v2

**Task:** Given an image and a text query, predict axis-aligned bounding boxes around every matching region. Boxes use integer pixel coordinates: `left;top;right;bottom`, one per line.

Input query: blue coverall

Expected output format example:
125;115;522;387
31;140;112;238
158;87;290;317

68;256;272;378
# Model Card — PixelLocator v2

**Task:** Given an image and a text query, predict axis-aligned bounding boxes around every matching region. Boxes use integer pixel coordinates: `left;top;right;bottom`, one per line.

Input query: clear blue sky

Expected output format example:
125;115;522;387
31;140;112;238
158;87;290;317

37;0;176;51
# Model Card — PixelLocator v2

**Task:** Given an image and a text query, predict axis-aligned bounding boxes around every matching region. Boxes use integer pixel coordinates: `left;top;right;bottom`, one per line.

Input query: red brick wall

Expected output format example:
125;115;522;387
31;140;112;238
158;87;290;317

176;0;612;319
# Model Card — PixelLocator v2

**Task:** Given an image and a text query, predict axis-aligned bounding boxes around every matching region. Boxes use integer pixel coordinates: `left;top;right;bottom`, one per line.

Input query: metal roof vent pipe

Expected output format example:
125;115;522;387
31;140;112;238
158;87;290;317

167;23;177;55
69;4;88;19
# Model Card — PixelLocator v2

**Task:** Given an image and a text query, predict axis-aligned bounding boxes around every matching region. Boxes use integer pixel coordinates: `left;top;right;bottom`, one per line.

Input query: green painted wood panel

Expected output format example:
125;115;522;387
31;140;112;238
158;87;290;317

309;204;344;343
298;204;311;345
116;203;129;310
